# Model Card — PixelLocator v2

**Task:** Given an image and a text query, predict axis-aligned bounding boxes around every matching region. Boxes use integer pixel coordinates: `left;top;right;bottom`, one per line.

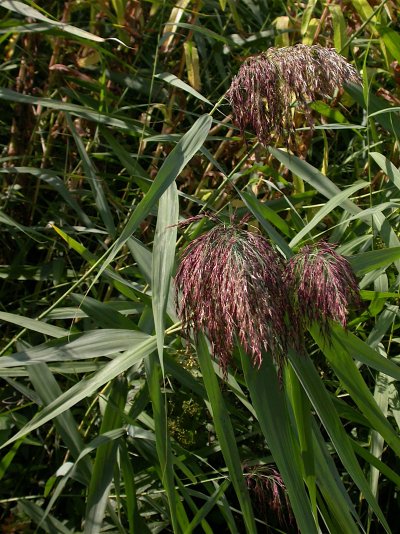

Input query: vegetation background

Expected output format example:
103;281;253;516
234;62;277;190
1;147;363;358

0;0;400;532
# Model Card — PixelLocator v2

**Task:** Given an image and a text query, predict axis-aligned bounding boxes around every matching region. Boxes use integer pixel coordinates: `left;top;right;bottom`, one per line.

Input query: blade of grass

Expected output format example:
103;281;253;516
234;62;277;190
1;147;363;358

240;347;318;533
287;348;391;532
85;376;127;534
152;182;178;376
94;114;212;287
145;352;187;533
0;334;157;448
66;113;116;238
184;479;231;534
196;333;257;534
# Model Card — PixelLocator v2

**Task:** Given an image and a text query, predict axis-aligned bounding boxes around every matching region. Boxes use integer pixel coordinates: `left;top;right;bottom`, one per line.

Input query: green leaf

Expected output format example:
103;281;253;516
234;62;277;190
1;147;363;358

145;353;186;533
85;376;127;534
287;348;391;532
97;114;212;280
184;479;231;534
289;180;368;248
152;182;178;375
269;147;360;215
241;348;318;533
345;83;400;139
101;129;152;192
70;294;137;330
347;247;400;276
0;167;93;228
0;88;147;133
239;190;293;258
312;326;400;462
0;329;151;368
309;100;348;123
378;25;400;62
155;72;212;105
312;424;362;533
28;363;89;474
370;152;400;191
18;500;75;534
0;335;157;448
0;311;67;338
196;333;257;534
66;114;116;237
329;4;348;54
0;0;106;42
332;324;400;381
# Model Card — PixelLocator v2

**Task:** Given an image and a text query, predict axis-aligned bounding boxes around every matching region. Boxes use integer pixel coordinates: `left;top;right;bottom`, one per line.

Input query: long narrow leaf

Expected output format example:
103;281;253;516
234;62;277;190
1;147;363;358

287;348;391;532
152;182;179;375
241;348;318;533
196;333;257;534
0;335;157;448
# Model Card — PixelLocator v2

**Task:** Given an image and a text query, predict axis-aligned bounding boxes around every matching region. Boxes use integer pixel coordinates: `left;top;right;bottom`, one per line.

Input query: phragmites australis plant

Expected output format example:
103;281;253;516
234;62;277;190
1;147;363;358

175;217;287;375
284;241;361;344
227;44;362;146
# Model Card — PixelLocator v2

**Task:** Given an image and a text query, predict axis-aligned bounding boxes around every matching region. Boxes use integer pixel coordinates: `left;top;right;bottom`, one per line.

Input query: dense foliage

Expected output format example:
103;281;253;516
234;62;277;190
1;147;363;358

1;0;400;532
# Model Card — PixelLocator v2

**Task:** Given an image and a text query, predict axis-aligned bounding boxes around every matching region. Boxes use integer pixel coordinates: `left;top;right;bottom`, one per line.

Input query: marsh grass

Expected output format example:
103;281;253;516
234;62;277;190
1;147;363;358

0;1;400;533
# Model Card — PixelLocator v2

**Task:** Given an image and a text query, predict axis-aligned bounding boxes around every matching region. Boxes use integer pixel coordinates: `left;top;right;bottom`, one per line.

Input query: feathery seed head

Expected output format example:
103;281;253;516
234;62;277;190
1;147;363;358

175;219;287;375
243;464;293;526
284;241;361;342
227;44;361;146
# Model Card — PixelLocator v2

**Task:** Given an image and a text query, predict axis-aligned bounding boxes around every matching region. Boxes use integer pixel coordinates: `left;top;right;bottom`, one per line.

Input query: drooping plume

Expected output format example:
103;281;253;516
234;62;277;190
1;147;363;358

175;218;287;375
243;463;293;526
284;241;361;343
227;44;361;146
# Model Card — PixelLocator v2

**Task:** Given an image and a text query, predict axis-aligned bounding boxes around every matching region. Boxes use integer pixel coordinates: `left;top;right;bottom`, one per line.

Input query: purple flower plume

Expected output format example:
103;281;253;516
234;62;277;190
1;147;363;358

243;463;293;526
284;241;361;342
227;44;361;146
175;220;287;374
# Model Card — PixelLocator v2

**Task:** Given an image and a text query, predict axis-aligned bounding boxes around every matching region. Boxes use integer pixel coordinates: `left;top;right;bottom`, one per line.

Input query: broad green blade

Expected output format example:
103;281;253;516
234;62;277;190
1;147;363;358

348;247;400;276
101;129;152;192
28;363;89;476
370;152;400;191
70;294;137;330
1;335;157;448
97;114;212;281
0;329;152;368
0;0;105;42
0;88;146;133
352;439;400;488
370;347;390;500
332;325;400;380
0;311;67;338
289;181;368;247
345;83;400;139
285;365;317;523
239;190;293;258
240;348;317;533
312;327;400;459
155;72;212;105
183;479;231;534
269;148;400;269
85;376;127;534
312;423;362;533
287;348;391;532
196;333;257;534
18;500;75;534
119;441;150;534
0;167;93;227
145;353;186;533
269;147;360;215
66;114;116;238
152;182;179;375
